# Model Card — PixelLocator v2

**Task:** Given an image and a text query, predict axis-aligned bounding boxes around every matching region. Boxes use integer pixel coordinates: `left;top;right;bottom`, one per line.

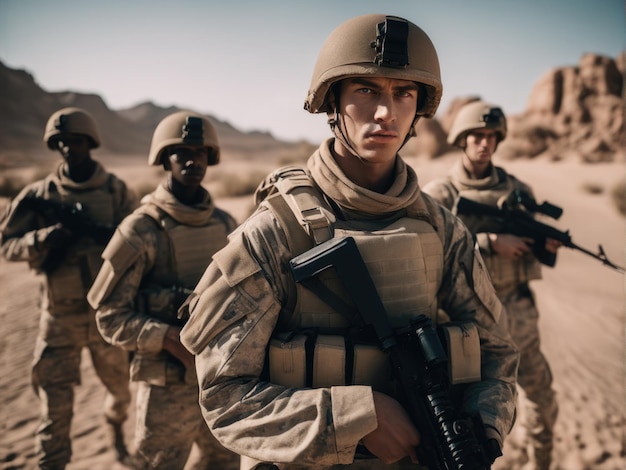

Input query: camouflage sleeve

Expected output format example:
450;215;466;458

428;200;518;446
0;182;55;267
109;174;139;224
181;209;378;466
421;177;457;211
92;215;169;354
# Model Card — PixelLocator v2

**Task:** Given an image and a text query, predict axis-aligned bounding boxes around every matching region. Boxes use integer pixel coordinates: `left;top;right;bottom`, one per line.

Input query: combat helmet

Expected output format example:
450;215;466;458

448;101;507;147
148;111;220;166
44;107;101;150
304;14;443;119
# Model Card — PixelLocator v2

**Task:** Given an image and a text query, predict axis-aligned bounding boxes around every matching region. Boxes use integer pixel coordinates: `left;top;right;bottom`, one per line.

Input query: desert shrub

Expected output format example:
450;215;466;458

206;168;269;198
580;181;604;195
0;174;26;199
610;179;626;216
0;166;52;199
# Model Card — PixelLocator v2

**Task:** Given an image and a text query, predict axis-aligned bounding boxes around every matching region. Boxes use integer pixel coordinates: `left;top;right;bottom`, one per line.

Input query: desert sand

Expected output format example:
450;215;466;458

1;154;624;470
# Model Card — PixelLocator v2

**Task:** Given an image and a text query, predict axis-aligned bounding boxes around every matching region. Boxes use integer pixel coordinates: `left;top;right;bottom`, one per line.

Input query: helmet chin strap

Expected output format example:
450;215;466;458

327;109;364;163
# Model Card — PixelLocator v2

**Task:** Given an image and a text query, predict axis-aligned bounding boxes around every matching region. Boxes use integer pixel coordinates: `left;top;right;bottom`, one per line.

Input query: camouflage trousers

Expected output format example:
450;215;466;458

500;284;558;470
31;335;131;469
133;379;240;470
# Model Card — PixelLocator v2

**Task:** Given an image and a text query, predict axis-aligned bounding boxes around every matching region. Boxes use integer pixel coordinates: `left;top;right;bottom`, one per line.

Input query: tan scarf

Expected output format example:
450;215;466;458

52;161;110;194
449;159;502;191
307;138;425;218
141;182;215;226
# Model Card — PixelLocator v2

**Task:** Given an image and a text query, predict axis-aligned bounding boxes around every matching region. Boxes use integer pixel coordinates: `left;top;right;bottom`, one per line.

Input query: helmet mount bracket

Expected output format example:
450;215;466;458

54;114;69;133
181;117;204;145
372;17;409;68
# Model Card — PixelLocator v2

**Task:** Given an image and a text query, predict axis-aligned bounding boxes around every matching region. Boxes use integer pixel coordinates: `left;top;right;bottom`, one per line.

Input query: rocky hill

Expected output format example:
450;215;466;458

0;60;316;168
1;52;623;167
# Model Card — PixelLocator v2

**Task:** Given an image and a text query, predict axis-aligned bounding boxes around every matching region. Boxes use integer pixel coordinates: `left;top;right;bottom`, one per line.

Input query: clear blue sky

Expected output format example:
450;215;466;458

1;0;624;143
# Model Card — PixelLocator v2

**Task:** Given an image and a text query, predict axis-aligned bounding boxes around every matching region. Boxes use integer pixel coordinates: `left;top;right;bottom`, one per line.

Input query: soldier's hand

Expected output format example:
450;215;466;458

488;233;532;260
43;223;73;249
361;391;420;464
163;326;194;370
545;237;562;254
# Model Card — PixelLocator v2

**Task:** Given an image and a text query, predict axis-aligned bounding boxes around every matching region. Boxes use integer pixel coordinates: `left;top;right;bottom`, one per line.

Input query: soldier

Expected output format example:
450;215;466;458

422;100;559;469
179;15;518;469
87;111;240;469
0;107;136;469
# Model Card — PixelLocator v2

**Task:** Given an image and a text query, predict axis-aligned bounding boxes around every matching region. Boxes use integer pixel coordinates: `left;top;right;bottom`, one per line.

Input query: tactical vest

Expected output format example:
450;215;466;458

448;173;542;291
136;204;230;325
41;177;116;310
258;168;480;392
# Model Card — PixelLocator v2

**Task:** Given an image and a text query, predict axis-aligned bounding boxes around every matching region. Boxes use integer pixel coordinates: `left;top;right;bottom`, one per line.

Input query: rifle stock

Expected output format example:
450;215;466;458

456;197;624;274
290;236;496;469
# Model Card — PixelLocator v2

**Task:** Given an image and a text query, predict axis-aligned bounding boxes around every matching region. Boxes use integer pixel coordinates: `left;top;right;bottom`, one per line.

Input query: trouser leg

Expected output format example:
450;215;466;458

132;381;196;469
88;338;132;462
505;289;558;470
31;341;81;469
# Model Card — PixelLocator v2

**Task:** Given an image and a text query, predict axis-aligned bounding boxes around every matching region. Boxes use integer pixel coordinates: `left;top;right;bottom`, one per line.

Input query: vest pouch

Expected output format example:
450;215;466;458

352;344;392;393
269;334;308;388
312;335;345;388
440;323;481;385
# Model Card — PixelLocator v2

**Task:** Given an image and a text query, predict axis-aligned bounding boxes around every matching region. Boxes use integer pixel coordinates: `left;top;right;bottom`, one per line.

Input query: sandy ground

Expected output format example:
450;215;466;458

1;155;624;469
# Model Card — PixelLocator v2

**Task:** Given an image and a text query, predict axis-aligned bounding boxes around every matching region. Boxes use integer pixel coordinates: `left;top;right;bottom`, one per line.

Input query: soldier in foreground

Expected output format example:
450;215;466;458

180;15;518;469
422;100;559;469
88;111;239;469
0;107;136;469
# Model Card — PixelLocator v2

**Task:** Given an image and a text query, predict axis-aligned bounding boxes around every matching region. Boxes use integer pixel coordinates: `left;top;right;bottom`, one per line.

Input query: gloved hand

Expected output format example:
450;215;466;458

42;223;74;249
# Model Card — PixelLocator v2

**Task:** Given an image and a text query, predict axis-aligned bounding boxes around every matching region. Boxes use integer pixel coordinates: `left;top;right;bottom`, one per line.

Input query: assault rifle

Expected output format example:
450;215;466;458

290;236;498;469
455;193;624;274
22;196;116;273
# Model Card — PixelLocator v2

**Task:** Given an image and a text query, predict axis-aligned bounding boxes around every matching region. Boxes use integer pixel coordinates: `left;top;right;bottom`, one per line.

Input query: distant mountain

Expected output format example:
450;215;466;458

0;60;316;167
1;52;623;167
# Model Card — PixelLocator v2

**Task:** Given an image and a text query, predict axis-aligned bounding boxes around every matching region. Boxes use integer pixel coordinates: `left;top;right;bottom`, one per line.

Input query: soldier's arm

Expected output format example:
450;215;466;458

181;211;378;466
88;216;169;355
109;175;139;223
421;178;456;211
0;186;63;267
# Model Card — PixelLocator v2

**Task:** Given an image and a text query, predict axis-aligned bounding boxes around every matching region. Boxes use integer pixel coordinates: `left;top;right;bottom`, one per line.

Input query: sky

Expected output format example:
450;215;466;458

1;0;624;144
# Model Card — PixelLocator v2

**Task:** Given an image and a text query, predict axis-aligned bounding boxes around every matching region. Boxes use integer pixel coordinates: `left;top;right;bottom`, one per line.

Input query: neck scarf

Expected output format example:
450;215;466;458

141;182;215;226
53;161;109;193
307;138;425;218
449;159;501;190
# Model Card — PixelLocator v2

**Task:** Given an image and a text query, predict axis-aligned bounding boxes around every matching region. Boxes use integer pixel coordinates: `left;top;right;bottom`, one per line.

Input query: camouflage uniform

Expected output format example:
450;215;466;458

0;161;136;469
423;159;559;469
180;141;519;469
88;183;239;469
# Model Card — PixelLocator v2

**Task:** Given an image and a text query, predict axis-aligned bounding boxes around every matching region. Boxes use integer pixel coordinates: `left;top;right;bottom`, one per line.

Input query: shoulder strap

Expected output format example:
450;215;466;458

257;166;335;252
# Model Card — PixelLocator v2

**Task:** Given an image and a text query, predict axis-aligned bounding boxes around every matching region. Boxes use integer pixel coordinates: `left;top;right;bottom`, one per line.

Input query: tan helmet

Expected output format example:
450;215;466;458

447;101;507;147
148;111;220;166
304;14;442;118
43;107;101;149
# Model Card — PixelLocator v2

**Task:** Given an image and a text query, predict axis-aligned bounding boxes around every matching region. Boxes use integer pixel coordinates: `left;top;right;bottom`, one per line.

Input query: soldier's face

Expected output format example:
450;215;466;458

464;129;497;167
55;133;91;164
334;76;418;164
166;145;210;187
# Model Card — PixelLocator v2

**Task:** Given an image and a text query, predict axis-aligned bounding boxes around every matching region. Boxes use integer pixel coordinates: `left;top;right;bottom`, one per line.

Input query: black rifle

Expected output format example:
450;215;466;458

290;236;497;469
22;196;116;273
455;195;624;274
